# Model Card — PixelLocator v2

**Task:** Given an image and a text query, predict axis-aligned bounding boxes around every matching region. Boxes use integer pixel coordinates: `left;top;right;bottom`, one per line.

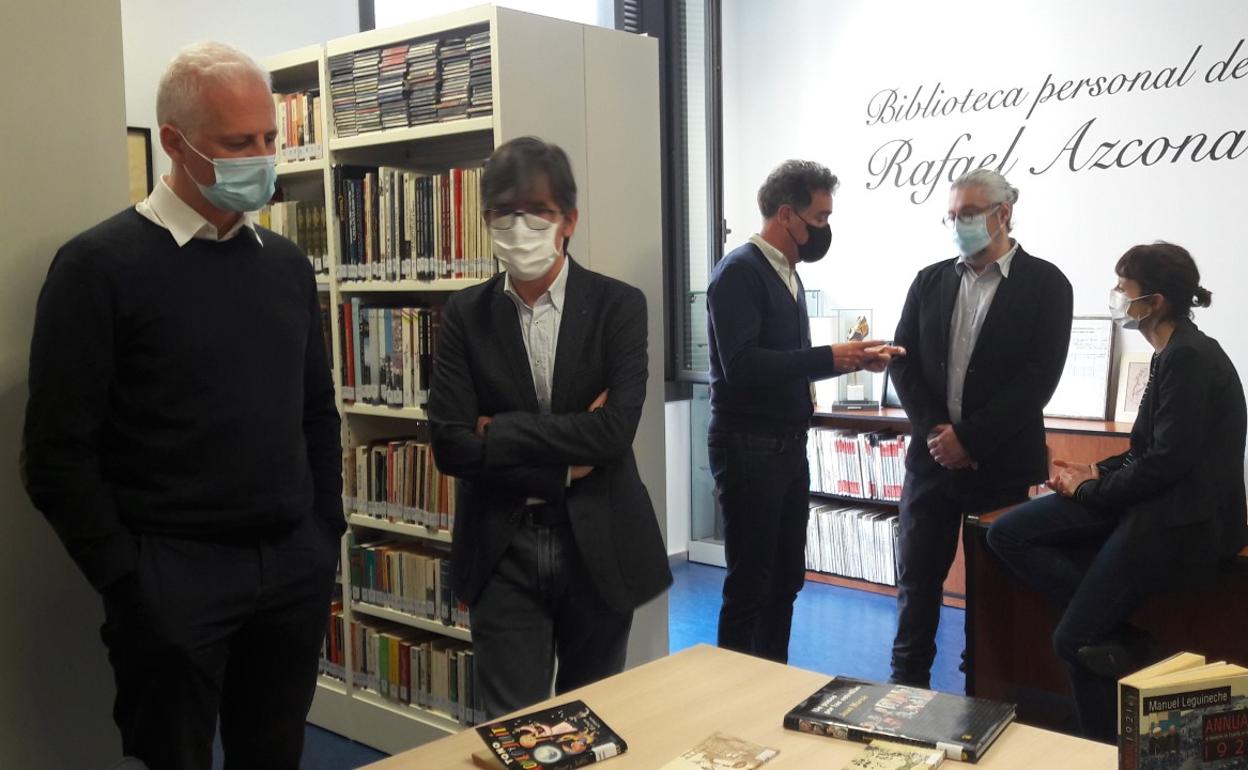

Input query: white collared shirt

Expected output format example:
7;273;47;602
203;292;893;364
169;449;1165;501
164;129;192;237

136;177;263;247
749;234;798;299
503;257;570;415
946;241;1020;423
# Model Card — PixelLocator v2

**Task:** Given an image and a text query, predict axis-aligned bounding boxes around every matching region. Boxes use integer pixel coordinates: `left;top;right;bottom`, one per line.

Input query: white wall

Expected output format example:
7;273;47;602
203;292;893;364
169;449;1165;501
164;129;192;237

665;400;692;557
0;1;128;767
120;0;358;181
723;0;1248;379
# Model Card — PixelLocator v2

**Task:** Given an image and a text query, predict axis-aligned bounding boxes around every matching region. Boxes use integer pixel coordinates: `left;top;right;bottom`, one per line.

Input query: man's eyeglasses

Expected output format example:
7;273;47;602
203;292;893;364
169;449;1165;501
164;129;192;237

942;203;1000;227
484;208;558;231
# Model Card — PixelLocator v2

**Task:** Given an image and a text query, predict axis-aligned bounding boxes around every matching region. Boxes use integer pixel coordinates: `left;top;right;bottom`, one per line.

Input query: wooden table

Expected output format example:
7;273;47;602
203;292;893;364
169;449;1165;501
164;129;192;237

364;644;1115;768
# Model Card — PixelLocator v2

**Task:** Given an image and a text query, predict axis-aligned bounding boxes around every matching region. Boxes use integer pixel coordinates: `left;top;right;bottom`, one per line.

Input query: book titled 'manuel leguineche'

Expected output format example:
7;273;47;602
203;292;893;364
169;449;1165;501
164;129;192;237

475;700;626;769
783;676;1015;763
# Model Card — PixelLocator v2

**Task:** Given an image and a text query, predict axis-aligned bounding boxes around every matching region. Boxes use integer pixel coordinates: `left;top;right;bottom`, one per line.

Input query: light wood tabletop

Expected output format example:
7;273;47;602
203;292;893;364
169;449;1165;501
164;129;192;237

362;644;1115;769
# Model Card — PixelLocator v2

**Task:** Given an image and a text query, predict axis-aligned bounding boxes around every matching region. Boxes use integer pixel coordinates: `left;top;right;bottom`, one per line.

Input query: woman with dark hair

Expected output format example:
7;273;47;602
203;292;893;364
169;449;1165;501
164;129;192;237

986;242;1247;742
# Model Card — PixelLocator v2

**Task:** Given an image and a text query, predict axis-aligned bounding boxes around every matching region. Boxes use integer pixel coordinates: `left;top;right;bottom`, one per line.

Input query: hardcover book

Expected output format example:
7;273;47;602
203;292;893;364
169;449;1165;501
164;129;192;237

475;700;625;768
783;676;1014;763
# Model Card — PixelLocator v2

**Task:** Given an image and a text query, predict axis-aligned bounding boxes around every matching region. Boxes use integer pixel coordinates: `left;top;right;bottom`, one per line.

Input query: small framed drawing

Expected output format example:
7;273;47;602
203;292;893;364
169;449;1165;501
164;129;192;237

126;126;154;204
1114;352;1153;422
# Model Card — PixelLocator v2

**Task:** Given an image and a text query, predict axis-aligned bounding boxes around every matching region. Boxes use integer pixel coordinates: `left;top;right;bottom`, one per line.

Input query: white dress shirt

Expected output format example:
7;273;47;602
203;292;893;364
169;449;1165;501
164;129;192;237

503;258;572;502
946;241;1019;423
503;257;570;414
136;177;263;247
749;234;798;299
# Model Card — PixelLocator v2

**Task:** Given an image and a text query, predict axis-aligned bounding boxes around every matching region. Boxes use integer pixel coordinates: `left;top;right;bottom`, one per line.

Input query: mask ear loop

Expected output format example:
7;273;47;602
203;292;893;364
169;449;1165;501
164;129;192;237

781;205;807;251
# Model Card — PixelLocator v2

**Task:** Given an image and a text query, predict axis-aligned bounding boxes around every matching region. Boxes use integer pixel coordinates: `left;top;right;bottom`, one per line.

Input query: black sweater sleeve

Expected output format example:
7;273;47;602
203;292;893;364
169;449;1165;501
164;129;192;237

22;244;137;593
302;269;345;535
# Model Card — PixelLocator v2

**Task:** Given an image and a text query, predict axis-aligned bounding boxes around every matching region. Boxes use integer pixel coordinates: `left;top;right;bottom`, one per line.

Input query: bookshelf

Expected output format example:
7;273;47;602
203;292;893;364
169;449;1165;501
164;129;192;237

808;406;1133;609
267;5;666;756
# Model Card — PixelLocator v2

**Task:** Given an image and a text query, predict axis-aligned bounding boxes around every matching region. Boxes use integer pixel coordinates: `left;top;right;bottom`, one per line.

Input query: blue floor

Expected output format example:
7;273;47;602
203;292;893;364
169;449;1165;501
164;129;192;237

278;558;964;768
669;559;966;694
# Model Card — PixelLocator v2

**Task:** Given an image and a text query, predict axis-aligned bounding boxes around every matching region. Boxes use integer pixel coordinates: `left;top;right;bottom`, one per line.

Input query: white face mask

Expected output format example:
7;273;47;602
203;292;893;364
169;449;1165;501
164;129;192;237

1108;289;1158;330
490;216;561;282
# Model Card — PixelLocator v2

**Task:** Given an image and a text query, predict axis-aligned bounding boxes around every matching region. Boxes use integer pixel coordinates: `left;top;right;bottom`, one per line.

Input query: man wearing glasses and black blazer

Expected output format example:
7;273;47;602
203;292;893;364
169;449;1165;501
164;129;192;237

428;136;671;719
888;168;1073;689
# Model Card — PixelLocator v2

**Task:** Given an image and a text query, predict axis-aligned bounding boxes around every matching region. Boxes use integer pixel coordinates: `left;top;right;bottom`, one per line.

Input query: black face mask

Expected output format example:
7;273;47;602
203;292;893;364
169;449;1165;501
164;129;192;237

789;213;832;262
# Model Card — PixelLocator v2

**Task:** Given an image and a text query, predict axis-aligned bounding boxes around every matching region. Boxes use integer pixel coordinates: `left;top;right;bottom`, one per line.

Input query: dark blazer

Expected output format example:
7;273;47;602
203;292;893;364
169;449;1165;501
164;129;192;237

1077;318;1248;592
428;257;672;613
890;244;1074;496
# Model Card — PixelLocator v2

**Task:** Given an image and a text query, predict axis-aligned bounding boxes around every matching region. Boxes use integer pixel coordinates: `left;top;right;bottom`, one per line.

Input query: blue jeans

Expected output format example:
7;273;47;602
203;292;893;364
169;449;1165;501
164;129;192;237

986;493;1141;743
709;430;810;663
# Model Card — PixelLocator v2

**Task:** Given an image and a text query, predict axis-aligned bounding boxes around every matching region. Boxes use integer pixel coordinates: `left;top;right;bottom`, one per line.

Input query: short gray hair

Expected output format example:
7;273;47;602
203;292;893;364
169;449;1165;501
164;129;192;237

952;168;1019;230
757;160;839;218
156;42;271;133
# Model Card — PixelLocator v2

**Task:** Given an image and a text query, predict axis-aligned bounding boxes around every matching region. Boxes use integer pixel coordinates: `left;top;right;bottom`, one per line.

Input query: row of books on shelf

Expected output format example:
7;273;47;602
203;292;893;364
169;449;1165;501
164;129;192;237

332;164;497;282
328;28;491;137
321;603;485;725
347;535;469;629
805;502;900;587
274;89;324;161
343;435;457;532
337;300;438;406
259;199;329;274
808;428;910;502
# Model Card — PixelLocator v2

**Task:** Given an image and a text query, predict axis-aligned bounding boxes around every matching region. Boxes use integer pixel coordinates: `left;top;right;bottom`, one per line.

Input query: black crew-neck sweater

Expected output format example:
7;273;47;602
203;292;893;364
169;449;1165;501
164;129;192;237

23;208;343;592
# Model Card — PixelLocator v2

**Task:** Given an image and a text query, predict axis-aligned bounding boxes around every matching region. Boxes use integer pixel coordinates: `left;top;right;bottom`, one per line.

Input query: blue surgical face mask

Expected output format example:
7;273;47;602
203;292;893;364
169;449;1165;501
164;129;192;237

180;132;276;212
950;211;1000;258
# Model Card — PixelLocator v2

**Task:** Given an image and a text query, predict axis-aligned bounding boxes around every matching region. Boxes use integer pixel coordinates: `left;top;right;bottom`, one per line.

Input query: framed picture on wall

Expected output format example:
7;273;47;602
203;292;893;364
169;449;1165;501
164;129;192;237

126;126;154;204
1114;352;1153;423
1044;316;1115;420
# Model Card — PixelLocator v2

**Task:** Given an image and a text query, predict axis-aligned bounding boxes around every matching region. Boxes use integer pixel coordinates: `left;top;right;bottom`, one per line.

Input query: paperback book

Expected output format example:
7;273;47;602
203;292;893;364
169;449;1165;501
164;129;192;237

476;700;626;768
1119;652;1248;769
659;731;779;769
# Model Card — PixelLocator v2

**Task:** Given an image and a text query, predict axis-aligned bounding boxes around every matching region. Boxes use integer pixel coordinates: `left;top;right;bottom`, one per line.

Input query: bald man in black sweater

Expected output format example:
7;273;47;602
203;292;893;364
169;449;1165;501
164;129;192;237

22;42;341;770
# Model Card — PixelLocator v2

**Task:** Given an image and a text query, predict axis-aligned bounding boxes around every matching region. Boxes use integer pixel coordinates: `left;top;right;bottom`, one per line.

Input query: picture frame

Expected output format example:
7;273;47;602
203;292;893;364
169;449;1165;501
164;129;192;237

1044;316;1115;420
126;126;154;204
1114;351;1153;423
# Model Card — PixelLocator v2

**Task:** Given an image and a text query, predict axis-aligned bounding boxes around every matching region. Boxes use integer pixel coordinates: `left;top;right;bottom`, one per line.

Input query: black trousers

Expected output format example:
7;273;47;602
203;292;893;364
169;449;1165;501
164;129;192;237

100;515;339;770
890;469;1027;687
709;429;810;664
470;520;633;719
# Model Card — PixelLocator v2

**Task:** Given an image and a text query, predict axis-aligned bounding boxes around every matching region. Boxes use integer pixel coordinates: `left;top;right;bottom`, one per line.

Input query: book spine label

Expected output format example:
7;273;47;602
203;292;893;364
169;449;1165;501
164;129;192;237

1120;683;1140;770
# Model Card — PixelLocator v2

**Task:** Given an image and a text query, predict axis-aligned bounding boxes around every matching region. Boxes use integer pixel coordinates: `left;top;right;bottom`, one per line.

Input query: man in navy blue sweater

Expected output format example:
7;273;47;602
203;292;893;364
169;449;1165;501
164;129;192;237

707;160;903;662
22;43;341;769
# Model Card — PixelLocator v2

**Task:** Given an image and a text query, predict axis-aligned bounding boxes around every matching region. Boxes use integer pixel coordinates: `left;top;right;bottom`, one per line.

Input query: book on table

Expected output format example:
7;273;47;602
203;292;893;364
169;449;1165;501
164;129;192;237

1118;651;1248;769
839;738;945;769
474;700;625;768
783;676;1015;763
659;731;779;769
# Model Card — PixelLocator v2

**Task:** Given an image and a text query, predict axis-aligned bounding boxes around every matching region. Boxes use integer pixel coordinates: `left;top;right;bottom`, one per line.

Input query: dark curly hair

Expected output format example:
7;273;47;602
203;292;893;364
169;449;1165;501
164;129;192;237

757;160;839;218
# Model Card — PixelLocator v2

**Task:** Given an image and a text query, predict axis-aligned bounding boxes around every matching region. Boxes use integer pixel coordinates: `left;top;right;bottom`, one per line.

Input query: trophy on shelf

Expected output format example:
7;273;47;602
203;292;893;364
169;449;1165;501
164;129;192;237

834;309;880;410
